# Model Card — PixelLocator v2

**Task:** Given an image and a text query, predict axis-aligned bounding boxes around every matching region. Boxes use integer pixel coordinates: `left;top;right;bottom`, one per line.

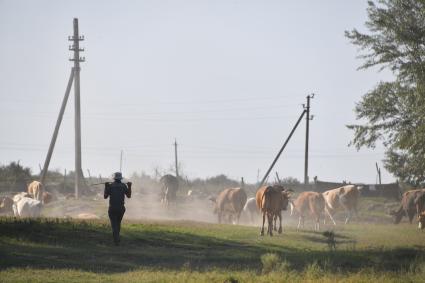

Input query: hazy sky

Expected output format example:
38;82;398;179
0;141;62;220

0;0;395;184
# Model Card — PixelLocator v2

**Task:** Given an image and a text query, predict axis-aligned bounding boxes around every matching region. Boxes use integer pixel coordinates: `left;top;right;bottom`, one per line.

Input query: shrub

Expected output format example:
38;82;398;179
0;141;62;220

304;261;324;279
261;253;281;274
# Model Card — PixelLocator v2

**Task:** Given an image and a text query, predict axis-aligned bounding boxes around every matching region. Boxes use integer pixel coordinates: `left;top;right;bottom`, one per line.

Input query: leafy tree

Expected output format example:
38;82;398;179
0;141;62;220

281;176;301;185
206;174;240;188
0;161;32;191
346;0;425;185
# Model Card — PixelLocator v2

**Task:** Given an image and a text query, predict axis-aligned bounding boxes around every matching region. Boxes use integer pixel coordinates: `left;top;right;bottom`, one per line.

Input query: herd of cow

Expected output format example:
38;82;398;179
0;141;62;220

1;178;425;234
0;181;51;218
208;184;425;236
209;184;360;236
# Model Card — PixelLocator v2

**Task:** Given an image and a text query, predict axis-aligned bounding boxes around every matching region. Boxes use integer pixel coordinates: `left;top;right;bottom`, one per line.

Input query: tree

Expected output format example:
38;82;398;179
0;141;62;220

281;176;301;185
0;161;32;191
346;0;425;185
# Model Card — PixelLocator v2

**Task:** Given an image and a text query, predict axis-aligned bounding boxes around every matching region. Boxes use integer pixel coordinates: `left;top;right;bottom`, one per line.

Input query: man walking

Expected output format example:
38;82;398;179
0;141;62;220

104;172;131;245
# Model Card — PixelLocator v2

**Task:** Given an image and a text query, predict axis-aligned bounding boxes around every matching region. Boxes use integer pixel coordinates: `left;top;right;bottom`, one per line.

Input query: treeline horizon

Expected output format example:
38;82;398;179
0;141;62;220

0;161;302;197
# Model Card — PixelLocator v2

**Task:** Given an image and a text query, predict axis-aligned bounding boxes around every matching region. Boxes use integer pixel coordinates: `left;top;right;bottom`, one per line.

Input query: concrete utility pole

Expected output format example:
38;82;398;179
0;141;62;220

120;150;123;172
258;109;307;188
375;162;382;185
40;69;75;185
63;169;67;191
174;139;179;178
69;18;85;199
304;94;314;185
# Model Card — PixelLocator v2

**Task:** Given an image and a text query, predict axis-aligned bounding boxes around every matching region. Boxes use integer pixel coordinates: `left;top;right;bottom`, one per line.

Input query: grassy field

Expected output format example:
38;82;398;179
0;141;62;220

1;212;425;282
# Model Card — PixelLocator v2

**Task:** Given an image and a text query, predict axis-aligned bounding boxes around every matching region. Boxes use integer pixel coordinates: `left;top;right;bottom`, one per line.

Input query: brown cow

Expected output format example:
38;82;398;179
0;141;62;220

290;191;325;231
322;185;359;225
390;189;425;224
256;185;290;236
27;181;43;202
160;174;179;208
42;191;55;204
0;196;14;215
212;187;247;224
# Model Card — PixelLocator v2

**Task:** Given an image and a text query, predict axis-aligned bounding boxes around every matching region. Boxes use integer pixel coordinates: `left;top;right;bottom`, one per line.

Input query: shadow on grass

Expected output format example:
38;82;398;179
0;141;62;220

0;217;424;274
300;230;356;245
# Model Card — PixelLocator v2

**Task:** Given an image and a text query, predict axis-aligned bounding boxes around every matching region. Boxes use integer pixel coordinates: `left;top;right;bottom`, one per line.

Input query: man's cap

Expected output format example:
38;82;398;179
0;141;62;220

112;172;123;180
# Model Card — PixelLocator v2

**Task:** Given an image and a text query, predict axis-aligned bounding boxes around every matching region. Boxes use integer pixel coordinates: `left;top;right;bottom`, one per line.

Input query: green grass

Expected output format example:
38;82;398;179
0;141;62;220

1;216;425;282
2;267;425;283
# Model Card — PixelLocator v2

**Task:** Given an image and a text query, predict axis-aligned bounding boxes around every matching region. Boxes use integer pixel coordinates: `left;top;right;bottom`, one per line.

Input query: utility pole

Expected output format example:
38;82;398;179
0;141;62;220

304;93;314;185
63;169;67;191
174;139;179;178
375;162;382;185
39;18;86;196
120;150;123;172
69;18;85;199
259;109;306;188
40;69;74;185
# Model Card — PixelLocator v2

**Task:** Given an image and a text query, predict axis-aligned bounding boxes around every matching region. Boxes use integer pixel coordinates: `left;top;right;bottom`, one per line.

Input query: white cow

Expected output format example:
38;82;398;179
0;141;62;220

13;195;42;218
243;197;258;223
322;185;360;225
13;192;31;202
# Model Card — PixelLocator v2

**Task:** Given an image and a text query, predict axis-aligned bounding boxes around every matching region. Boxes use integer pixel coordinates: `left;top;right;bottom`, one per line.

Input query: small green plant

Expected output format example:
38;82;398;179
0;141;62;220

408;258;425;275
260;253;292;275
304;261;324;279
261;253;281;274
277;259;292;273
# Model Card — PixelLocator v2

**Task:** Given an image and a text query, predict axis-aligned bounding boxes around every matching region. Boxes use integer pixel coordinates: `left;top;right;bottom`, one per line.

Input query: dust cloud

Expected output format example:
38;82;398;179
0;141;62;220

37;183;357;230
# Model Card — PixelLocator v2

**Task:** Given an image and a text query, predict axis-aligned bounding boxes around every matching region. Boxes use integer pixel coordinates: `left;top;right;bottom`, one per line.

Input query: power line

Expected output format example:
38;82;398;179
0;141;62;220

1;94;301;107
5;104;299;118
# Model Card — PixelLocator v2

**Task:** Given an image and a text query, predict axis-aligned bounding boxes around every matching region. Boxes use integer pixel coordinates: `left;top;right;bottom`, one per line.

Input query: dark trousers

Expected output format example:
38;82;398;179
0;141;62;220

108;206;125;244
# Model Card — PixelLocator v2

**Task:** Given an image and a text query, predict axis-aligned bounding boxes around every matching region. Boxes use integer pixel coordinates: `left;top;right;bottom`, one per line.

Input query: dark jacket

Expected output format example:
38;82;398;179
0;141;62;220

104;181;131;208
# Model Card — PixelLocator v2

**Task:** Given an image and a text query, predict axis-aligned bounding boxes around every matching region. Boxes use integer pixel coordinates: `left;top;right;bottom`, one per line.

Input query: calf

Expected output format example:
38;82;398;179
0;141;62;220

243;197;257;224
27;181;43;202
42;191;55;204
0;196;14;215
213;187;247;224
291;191;325;231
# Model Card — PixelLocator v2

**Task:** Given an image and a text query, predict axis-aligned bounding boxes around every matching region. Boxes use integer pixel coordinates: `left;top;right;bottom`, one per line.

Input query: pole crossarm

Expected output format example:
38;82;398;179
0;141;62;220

69;57;85;62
